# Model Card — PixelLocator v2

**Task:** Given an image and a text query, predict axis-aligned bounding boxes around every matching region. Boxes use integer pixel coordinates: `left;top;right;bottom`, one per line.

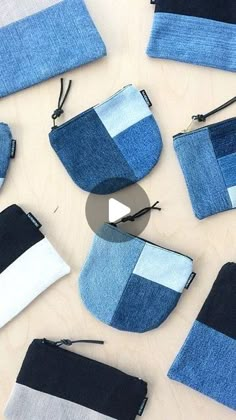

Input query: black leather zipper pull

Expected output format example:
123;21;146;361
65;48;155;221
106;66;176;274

182;96;236;133
51;78;72;130
42;338;104;347
111;200;161;227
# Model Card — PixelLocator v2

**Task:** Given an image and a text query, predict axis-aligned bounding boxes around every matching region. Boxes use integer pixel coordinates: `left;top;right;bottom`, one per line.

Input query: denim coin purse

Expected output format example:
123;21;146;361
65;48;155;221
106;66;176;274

174;97;236;220
49;80;163;194
79;207;195;333
5;338;148;420
147;0;236;72
0;123;16;190
0;0;106;97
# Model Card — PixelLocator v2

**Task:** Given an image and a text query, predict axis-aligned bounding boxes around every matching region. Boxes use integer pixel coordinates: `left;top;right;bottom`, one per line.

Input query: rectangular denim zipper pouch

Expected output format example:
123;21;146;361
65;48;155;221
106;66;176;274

79;204;195;333
0;204;70;328
49;80;163;195
147;0;236;72
0;123;16;190
168;262;236;411
174;97;236;219
5;338;148;420
0;0;106;97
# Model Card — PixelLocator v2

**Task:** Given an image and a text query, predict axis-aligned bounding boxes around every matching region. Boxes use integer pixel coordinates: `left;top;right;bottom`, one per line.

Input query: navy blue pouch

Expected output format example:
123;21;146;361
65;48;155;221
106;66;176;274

49;81;163;194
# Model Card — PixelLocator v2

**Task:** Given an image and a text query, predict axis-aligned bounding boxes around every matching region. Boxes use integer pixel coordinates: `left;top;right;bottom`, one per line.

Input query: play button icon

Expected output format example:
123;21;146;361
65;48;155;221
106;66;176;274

85;177;154;242
108;199;131;223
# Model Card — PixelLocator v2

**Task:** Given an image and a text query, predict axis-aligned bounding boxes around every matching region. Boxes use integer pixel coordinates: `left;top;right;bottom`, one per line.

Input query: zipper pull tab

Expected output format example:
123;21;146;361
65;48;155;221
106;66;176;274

182;96;236;133
51;78;72;130
42;338;104;347
111;200;161;227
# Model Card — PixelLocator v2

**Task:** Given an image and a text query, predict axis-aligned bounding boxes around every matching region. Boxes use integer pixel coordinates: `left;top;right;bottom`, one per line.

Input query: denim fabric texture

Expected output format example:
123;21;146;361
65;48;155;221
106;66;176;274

0;0;106;97
0;123;13;190
174;118;236;219
79;223;193;333
50;85;163;194
147;10;236;72
168;263;236;410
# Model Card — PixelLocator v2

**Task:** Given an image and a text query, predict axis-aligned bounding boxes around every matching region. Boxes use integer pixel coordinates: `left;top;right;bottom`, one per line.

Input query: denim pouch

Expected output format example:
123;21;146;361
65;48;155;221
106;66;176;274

168;262;236;410
0;123;15;190
49;81;163;194
5;338;148;420
0;0;106;97
174;97;236;219
147;0;236;72
79;222;195;333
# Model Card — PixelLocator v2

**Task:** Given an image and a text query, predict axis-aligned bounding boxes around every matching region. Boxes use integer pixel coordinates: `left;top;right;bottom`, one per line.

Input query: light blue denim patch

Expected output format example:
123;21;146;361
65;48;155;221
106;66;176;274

79;224;194;333
147;13;236;72
168;321;236;410
50;85;163;194
174;119;236;219
0;123;13;190
0;0;106;97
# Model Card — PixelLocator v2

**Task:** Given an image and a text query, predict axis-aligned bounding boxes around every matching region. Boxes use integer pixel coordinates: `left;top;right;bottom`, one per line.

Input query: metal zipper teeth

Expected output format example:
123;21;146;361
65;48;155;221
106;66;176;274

107;223;193;262
173;116;236;139
51;85;132;132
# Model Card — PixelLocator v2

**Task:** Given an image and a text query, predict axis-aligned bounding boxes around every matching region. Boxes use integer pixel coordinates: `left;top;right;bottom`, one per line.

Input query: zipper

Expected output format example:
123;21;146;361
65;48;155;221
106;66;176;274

107;223;193;262
176;96;236;137
42;338;104;347
51;82;132;131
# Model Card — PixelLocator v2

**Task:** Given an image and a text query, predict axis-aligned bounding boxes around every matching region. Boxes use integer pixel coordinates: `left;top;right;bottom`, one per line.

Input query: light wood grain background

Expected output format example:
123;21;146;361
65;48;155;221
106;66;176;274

0;1;236;419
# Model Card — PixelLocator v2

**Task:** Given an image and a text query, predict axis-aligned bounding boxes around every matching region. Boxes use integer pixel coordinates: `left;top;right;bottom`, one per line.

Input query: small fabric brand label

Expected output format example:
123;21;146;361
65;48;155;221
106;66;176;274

140;90;152;108
185;272;196;289
27;212;42;229
138;397;148;416
150;0;157;4
10;139;16;158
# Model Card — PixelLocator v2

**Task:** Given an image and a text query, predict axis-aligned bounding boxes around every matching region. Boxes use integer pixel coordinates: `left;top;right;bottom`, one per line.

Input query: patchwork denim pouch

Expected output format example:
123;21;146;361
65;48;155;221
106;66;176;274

79;215;195;333
0;0;106;97
5;338;148;420
49;80;163;194
147;0;236;72
168;262;236;411
0;204;70;328
0;123;16;190
174;97;236;219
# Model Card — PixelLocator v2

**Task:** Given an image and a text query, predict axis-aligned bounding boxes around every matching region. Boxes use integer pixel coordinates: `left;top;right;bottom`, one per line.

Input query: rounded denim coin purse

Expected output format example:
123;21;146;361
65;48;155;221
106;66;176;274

79;209;195;333
49;80;163;194
0;123;15;190
174;96;236;220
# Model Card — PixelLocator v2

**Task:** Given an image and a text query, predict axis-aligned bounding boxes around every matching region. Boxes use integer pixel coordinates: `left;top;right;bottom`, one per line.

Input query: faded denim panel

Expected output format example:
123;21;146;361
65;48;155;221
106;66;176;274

208;118;236;158
111;273;180;333
147;13;236;72
94;86;152;138
168;321;236;410
218;152;236;188
80;224;144;325
0;123;12;187
133;243;192;293
174;128;232;219
50;109;136;194
113;115;162;179
228;186;236;207
0;0;106;97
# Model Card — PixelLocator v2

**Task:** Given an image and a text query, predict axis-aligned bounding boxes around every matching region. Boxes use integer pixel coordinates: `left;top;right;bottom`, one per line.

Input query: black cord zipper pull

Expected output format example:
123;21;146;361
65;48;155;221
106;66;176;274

42;338;104;347
51;78;72;129
182;96;236;133
111;200;161;226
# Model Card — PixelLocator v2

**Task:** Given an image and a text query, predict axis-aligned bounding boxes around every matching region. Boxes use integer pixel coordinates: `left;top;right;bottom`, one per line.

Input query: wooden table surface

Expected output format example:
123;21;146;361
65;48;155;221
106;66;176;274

0;1;236;419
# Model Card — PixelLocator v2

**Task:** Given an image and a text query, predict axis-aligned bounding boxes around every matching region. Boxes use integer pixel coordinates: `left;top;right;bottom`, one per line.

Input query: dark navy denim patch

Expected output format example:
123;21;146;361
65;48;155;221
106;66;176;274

50;85;163;194
168;263;236;410
79;223;194;333
174;118;236;219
